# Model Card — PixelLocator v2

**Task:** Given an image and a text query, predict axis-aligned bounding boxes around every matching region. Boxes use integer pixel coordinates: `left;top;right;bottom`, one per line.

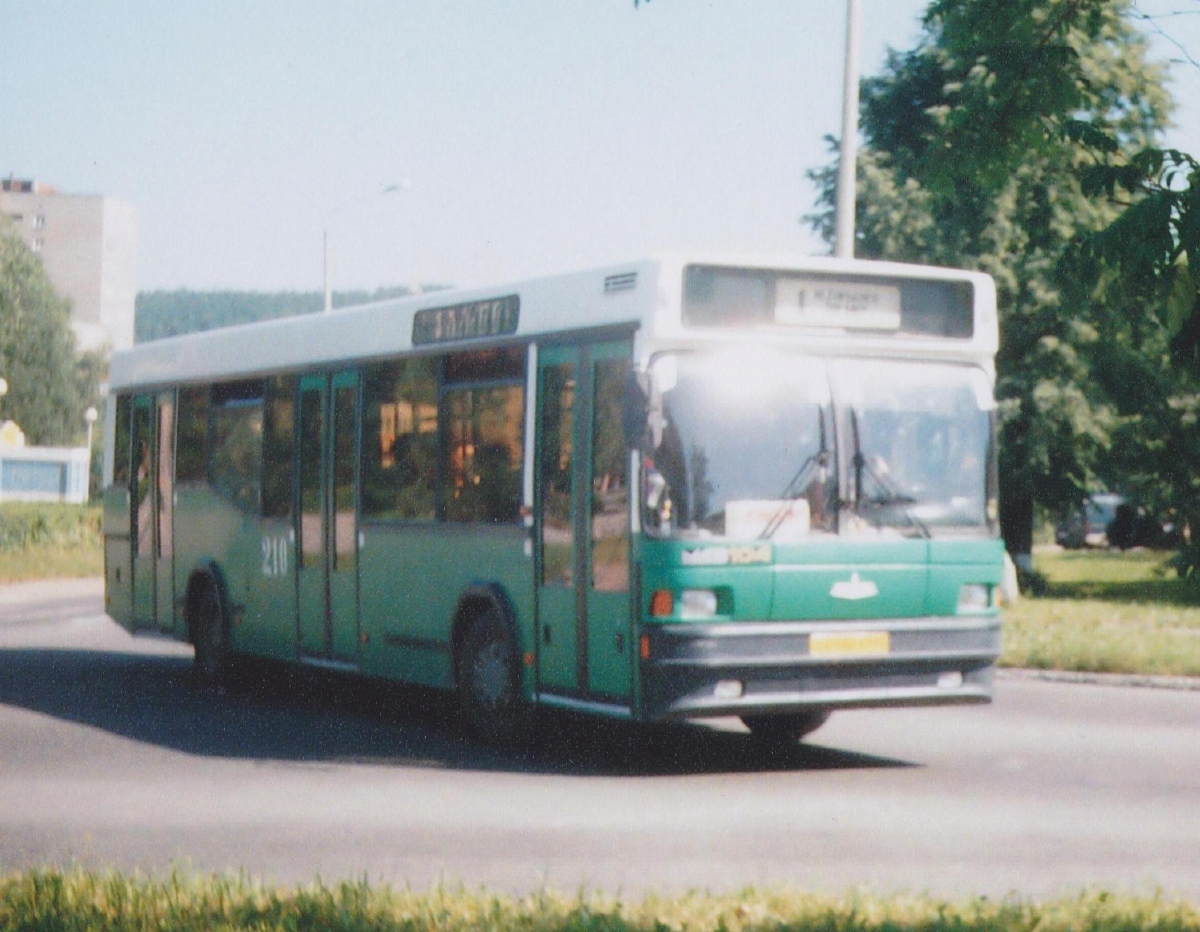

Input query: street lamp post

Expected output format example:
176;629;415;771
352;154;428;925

323;181;410;312
84;406;98;452
84;406;99;501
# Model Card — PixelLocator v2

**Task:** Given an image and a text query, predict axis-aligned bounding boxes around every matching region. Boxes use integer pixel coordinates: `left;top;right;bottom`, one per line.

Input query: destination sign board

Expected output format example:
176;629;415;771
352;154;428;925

412;294;520;345
775;276;901;330
682;266;974;339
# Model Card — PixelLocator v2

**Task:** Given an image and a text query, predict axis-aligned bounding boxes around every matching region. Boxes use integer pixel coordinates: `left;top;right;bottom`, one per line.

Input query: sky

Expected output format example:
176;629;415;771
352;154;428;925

4;1;1200;295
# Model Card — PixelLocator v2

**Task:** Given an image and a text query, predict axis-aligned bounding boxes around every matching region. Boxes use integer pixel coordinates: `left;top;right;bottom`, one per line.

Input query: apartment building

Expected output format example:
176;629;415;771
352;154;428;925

1;178;138;352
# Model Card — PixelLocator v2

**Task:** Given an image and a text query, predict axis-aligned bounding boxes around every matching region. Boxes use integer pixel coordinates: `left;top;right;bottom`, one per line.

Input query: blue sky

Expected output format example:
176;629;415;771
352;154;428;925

4;1;1200;293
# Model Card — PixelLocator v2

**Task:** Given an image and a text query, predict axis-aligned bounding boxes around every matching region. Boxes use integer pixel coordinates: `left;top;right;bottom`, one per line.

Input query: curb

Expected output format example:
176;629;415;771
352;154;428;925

998;666;1200;692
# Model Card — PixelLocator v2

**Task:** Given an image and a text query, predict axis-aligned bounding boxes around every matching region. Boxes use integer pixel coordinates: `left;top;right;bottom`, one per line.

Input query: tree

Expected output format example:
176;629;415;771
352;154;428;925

808;0;1172;564
0;221;101;446
1065;147;1200;563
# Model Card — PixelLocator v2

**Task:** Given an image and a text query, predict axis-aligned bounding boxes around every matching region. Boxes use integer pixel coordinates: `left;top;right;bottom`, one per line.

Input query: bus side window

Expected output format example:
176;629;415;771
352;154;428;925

441;384;525;525
175;386;209;484
362;358;437;521
209;380;264;514
440;347;526;525
262;376;296;519
112;394;132;488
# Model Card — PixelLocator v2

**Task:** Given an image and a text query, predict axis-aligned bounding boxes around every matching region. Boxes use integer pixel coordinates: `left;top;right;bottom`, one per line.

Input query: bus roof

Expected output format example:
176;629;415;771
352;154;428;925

109;255;996;391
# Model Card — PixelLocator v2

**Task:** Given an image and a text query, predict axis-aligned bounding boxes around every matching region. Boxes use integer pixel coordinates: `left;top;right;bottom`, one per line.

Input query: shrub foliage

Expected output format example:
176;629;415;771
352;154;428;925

0;503;100;552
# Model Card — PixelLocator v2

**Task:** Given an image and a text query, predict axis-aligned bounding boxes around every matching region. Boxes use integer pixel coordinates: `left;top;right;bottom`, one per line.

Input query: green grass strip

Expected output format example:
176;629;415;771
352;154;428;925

0;504;100;552
0;871;1198;932
0;504;102;582
1001;550;1200;676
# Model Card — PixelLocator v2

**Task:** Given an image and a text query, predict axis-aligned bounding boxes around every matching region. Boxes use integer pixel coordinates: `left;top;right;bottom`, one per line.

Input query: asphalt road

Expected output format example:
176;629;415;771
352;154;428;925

2;577;1198;900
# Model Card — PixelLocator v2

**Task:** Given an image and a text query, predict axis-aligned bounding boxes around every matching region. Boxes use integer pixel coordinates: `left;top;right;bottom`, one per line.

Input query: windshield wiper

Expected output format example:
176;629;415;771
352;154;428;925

760;410;829;540
849;408;930;539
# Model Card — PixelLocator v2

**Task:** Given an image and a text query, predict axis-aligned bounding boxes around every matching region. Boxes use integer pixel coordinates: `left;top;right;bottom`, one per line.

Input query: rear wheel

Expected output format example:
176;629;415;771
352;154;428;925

191;580;229;685
456;608;532;747
741;709;831;743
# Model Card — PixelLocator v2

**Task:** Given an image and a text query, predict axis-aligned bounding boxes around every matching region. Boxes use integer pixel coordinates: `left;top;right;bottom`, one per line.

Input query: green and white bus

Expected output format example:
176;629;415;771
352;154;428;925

103;255;1003;744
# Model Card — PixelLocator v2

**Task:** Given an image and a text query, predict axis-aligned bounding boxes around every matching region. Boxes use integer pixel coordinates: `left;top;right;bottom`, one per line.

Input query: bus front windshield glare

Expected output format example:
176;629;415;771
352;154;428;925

642;353;994;540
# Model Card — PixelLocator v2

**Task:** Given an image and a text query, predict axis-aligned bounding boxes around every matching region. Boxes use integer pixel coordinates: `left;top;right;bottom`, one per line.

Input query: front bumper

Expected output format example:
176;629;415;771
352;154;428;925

640;615;1001;720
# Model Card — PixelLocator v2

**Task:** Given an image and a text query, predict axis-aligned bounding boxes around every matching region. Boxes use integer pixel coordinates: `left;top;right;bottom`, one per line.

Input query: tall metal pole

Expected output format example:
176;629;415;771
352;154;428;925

835;0;861;260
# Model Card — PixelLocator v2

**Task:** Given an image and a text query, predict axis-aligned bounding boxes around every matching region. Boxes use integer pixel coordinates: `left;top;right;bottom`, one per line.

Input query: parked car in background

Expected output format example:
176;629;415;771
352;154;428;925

1056;494;1125;549
1056;494;1176;550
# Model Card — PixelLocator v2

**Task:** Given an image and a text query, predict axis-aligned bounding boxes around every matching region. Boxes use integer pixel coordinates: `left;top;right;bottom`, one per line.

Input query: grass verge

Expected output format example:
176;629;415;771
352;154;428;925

1002;549;1200;676
0;541;103;583
0;503;102;582
1;870;1198;932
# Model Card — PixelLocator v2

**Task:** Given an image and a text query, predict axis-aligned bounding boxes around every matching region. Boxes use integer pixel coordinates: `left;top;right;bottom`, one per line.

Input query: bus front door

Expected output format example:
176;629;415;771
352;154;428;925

130;391;175;633
536;342;633;703
296;371;361;665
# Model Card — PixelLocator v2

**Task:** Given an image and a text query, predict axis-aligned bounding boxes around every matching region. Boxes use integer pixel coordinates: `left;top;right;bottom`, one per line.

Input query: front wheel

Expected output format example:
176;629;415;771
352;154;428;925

741;709;831;743
191;580;229;685
456;609;532;747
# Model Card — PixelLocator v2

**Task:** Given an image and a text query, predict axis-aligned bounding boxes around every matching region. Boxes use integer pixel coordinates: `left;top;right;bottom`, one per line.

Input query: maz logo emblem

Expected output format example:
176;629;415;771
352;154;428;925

829;572;879;601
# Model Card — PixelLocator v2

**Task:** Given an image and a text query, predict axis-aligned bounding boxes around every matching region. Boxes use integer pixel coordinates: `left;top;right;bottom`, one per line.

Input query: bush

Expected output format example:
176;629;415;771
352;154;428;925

0;503;101;552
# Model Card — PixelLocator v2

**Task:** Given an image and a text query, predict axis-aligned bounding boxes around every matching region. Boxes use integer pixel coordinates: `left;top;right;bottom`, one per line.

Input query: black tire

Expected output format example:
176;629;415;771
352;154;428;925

456;608;532;747
191;579;229;685
741;709;831;743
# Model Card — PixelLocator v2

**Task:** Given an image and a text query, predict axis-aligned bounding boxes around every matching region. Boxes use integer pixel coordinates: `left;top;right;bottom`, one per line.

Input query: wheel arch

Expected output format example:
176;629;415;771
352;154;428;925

449;582;524;690
184;561;230;647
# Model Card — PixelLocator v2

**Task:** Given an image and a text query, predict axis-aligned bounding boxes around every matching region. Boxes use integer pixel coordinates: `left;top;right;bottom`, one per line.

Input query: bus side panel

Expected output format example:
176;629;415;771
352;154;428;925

238;517;299;660
217;518;261;654
102;483;133;631
357;524;534;690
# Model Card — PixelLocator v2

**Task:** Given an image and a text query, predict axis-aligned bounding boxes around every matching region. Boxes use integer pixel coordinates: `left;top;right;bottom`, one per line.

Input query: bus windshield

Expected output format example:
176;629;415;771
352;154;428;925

836;359;994;537
642;353;994;540
643;352;835;540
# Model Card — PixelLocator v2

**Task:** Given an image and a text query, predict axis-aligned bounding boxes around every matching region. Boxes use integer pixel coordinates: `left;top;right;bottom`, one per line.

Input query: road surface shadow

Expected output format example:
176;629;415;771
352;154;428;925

0;646;914;776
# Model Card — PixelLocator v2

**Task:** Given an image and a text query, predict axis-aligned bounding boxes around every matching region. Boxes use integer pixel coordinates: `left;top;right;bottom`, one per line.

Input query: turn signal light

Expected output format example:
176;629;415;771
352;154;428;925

649;590;674;617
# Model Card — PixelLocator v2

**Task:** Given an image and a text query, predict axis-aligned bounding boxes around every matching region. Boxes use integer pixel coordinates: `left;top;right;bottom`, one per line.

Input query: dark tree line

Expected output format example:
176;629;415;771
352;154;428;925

136;285;445;343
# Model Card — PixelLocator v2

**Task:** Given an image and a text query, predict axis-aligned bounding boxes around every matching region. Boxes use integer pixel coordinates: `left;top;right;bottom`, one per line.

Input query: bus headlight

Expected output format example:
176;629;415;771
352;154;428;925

957;583;993;612
679;589;719;619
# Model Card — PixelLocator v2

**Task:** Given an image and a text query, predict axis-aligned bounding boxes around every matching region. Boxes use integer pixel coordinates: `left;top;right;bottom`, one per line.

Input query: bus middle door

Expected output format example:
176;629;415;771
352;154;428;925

535;341;633;703
296;371;361;665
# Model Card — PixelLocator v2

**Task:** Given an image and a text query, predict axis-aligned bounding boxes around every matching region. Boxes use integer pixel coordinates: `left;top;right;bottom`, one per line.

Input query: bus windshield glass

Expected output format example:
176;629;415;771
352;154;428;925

836;359;994;536
642;353;994;540
643;352;836;540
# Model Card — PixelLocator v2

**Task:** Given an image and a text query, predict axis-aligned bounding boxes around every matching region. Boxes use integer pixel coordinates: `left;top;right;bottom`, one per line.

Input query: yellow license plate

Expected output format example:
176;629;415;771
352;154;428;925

809;631;890;657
